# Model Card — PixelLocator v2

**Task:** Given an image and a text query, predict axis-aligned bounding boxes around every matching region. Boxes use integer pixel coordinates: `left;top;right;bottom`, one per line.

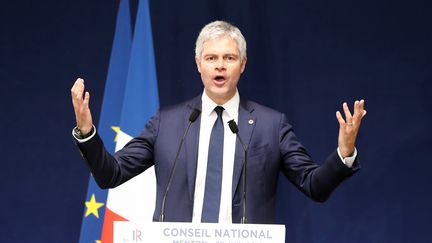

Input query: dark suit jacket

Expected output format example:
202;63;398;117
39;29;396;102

77;96;360;223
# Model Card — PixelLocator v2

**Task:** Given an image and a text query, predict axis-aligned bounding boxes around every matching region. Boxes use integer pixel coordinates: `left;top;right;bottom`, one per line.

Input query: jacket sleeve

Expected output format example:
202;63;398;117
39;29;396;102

278;113;360;202
74;111;160;189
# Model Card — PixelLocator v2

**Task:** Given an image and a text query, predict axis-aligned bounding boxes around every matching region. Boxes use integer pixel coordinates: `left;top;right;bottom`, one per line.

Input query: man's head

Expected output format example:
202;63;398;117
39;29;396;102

195;21;247;105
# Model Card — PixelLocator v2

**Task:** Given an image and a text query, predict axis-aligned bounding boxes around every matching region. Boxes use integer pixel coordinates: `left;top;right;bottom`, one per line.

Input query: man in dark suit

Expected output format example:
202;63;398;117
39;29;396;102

71;21;366;224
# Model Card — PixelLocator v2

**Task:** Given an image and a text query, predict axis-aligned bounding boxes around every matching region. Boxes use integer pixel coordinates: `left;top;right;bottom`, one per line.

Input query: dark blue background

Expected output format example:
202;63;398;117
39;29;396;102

1;0;431;242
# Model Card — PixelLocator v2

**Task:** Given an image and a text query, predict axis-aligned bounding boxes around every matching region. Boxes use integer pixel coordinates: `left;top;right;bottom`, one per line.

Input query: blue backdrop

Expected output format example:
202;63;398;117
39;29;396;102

1;0;431;242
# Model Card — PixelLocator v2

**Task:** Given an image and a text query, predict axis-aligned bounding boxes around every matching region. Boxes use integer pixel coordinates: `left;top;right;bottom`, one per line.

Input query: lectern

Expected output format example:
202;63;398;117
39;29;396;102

114;221;285;243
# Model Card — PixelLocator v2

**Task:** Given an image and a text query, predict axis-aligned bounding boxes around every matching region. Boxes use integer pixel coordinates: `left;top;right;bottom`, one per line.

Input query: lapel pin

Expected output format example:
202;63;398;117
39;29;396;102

248;119;254;125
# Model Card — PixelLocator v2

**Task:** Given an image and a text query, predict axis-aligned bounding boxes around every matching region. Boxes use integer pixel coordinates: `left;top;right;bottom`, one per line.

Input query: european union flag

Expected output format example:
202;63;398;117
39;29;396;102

78;0;132;242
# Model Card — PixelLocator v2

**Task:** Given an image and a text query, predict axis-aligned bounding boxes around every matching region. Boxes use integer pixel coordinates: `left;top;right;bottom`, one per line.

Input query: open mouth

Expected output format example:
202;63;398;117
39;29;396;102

213;75;226;84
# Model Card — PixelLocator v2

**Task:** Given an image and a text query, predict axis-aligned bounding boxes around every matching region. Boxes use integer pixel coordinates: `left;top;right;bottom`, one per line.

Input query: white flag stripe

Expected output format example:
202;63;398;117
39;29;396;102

106;129;156;222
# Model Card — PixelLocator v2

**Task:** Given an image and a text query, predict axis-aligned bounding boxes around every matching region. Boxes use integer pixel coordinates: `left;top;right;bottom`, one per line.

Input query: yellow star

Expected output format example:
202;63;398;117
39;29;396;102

95;240;101;243
111;126;121;142
85;194;104;218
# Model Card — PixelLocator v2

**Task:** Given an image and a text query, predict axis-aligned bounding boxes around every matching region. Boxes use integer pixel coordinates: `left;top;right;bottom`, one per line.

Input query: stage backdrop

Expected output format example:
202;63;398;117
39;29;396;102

0;0;431;242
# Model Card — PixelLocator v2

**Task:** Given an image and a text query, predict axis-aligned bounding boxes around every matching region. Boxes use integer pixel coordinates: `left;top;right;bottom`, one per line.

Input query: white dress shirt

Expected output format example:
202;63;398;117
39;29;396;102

192;90;240;223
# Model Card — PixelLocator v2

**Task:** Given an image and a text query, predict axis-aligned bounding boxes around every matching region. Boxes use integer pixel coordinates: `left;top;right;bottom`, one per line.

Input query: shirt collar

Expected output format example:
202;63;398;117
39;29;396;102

201;89;240;120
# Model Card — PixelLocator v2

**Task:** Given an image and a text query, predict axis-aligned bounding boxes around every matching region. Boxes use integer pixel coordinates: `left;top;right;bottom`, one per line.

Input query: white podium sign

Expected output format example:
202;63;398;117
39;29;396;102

114;221;285;243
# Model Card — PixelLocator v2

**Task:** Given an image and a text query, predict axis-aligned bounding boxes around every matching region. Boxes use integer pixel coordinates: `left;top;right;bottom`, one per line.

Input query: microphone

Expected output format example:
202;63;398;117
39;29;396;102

227;119;248;224
159;108;201;222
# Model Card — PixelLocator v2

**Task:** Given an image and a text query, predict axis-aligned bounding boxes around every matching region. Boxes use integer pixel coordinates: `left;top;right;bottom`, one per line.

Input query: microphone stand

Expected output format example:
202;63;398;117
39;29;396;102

228;120;248;224
159;109;200;222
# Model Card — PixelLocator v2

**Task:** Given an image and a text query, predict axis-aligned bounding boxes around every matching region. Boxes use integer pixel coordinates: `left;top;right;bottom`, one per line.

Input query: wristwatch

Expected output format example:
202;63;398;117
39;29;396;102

73;126;93;139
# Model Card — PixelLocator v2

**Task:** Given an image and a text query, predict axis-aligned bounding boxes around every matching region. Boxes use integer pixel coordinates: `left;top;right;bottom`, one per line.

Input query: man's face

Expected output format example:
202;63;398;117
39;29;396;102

196;36;247;105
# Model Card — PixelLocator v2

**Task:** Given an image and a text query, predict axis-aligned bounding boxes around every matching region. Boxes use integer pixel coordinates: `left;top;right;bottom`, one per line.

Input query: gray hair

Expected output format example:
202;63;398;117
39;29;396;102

195;20;247;61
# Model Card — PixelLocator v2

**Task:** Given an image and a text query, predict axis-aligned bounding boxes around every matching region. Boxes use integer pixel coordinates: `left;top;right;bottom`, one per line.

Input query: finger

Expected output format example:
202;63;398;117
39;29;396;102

353;100;360;116
72;88;82;102
76;77;84;85
342;102;353;122
356;99;365;114
76;82;85;100
71;78;81;89
72;78;84;88
72;78;85;99
71;78;84;92
353;100;366;123
359;99;365;110
71;79;87;114
336;111;346;125
83;91;90;108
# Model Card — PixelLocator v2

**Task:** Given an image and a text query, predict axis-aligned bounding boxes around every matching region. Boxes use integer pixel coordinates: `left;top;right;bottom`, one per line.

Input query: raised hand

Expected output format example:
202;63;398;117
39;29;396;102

336;100;367;158
70;78;93;135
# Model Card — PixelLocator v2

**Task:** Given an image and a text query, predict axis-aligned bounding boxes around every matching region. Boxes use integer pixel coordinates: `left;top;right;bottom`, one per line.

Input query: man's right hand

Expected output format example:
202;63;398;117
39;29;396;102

71;78;94;135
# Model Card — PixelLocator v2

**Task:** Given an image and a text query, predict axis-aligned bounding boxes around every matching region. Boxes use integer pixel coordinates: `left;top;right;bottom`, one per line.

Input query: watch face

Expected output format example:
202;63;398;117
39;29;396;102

74;128;83;138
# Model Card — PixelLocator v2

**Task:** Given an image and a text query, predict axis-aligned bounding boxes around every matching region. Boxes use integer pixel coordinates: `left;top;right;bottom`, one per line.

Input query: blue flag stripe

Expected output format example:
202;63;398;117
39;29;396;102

78;0;132;242
120;0;159;136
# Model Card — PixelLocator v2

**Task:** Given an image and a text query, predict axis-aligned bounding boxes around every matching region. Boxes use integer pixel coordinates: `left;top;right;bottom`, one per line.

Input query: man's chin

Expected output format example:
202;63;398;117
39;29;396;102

206;88;236;104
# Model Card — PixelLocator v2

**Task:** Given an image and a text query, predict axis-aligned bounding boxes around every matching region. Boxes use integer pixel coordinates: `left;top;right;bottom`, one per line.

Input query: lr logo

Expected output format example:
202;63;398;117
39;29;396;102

132;229;142;242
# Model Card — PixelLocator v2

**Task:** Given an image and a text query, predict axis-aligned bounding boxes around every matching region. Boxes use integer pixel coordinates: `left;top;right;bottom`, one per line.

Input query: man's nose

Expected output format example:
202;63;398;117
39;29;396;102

215;59;225;70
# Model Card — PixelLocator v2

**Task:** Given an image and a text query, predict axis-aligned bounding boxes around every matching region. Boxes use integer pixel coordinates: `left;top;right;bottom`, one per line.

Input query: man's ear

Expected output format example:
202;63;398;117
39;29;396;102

240;57;247;73
195;57;201;73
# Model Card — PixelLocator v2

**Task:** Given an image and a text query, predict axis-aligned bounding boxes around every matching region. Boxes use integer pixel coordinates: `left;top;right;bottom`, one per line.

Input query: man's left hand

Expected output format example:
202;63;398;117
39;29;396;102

336;99;367;158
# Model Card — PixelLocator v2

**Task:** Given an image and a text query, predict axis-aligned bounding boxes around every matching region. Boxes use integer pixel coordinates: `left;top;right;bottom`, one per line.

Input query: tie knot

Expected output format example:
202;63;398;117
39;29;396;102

214;106;224;117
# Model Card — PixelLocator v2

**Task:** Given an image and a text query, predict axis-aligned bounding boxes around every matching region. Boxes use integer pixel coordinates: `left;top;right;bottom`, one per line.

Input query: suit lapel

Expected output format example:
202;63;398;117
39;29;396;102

232;99;256;197
185;96;202;200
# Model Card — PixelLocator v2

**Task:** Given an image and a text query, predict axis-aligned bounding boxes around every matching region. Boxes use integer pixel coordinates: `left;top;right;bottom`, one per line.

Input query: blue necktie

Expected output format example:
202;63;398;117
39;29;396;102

201;106;224;222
